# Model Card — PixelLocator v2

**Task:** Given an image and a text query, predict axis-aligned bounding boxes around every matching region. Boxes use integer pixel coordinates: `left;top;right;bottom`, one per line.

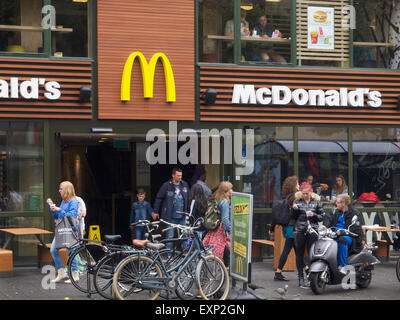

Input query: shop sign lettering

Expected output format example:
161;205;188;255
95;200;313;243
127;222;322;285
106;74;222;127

0;77;61;100
232;84;382;108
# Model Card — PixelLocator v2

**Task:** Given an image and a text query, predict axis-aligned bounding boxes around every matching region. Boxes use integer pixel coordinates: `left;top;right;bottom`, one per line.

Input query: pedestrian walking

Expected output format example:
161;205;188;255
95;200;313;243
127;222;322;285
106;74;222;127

292;182;324;288
130;188;153;240
152;168;190;250
75;195;86;239
269;175;299;281
47;181;80;284
202;181;232;265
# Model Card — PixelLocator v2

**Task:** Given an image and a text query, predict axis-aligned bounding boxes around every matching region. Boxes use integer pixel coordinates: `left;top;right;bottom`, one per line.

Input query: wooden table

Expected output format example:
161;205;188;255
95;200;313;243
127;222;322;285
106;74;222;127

0;228;53;249
362;225;400;260
207;34;291;44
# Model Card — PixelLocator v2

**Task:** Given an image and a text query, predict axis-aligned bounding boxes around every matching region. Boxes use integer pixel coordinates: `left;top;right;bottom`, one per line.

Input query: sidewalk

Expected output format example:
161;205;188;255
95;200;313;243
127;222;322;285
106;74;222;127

0;257;399;300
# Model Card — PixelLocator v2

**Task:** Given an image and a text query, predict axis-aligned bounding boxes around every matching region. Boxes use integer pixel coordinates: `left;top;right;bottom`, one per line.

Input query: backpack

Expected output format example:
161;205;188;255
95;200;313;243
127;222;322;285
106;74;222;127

204;199;221;231
272;195;291;226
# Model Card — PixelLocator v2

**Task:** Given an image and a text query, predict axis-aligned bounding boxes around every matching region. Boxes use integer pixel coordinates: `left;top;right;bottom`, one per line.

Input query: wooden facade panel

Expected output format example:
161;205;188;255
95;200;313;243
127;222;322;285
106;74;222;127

199;65;400;124
0;58;92;119
97;0;195;120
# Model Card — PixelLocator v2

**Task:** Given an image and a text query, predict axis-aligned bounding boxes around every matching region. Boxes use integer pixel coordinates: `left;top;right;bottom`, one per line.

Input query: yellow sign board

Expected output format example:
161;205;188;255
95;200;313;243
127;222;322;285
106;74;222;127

121;51;176;102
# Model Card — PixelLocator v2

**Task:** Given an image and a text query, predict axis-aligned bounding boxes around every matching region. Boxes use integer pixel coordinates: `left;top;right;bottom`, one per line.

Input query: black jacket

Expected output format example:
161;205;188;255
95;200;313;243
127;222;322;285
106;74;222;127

323;205;363;254
292;191;324;233
270;193;296;232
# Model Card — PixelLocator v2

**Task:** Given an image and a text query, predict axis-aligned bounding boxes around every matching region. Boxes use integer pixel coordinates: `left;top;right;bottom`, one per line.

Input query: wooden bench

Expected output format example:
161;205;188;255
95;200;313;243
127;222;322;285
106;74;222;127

0;248;13;276
252;225;296;271
37;243;68;268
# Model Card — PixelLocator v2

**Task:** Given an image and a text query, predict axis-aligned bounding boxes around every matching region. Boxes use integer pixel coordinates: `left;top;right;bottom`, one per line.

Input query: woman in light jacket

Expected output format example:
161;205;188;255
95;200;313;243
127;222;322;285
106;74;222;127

292;182;324;288
47;181;79;283
202;181;232;265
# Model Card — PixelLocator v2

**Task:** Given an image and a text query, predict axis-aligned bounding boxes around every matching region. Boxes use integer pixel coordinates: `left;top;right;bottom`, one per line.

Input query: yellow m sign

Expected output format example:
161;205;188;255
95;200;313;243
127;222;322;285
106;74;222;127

121;52;176;102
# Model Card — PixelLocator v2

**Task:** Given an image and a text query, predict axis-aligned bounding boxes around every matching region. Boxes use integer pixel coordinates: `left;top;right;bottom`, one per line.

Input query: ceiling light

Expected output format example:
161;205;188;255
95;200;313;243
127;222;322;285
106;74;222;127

241;2;253;10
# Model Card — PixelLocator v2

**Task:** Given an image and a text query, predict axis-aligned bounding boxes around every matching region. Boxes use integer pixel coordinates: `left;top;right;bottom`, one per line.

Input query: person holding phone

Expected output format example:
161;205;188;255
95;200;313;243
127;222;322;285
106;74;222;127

47;181;79;284
292;182;324;288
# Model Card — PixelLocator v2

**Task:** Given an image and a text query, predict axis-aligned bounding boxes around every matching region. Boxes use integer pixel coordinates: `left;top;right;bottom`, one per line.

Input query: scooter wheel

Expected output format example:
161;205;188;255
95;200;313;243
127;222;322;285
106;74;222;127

309;272;326;295
396;257;400;282
356;270;371;288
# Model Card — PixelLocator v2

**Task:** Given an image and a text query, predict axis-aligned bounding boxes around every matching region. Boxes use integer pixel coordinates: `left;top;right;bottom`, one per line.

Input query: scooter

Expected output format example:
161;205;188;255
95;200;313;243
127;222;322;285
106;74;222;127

308;215;380;294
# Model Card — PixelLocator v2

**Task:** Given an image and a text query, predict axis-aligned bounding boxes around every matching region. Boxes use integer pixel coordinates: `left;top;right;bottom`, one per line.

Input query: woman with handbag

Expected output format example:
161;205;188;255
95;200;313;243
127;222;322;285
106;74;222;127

202;181;233;266
47;181;80;283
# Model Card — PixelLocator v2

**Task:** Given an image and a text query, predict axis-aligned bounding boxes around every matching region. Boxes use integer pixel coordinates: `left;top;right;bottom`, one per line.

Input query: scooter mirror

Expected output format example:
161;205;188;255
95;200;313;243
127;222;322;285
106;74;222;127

351;215;358;223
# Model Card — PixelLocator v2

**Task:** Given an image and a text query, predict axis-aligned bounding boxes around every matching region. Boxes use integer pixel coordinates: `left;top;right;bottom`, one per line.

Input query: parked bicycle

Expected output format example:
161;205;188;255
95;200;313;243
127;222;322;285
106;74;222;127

112;217;230;300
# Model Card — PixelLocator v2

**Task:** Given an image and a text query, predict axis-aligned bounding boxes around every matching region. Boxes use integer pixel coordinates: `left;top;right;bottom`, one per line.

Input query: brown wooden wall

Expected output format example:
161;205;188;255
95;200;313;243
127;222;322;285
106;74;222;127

199;66;400;125
0;58;92;119
97;0;195;120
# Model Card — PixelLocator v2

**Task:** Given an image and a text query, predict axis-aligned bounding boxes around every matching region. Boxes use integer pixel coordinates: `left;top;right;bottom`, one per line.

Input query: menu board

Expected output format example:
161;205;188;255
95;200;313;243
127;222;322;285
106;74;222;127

307;6;334;50
230;192;253;282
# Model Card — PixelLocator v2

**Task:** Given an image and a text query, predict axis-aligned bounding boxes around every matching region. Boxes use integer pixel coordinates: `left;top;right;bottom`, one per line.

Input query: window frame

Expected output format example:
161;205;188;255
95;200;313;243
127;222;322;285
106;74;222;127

0;0;93;60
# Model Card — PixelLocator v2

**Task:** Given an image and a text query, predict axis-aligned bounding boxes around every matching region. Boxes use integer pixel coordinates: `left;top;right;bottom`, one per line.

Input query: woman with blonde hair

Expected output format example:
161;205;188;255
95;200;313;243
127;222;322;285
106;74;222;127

331;174;348;199
47;181;80;283
202;181;233;264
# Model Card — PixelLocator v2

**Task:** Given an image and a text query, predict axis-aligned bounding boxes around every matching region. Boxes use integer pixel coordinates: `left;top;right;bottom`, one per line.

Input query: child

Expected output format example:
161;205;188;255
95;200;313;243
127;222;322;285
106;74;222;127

129;188;153;240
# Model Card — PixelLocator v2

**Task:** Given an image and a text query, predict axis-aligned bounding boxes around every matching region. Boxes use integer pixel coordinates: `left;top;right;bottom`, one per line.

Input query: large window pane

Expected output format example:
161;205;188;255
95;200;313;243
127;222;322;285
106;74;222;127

243;126;293;208
353;128;400;205
198;0;233;63
298;127;348;201
239;1;291;63
0;0;44;54
0;122;43;212
353;0;397;69
52;0;89;57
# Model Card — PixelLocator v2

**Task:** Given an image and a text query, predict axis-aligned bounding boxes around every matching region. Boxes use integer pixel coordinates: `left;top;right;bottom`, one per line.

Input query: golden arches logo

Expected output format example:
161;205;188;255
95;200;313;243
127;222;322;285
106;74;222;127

121;51;176;102
236;256;244;275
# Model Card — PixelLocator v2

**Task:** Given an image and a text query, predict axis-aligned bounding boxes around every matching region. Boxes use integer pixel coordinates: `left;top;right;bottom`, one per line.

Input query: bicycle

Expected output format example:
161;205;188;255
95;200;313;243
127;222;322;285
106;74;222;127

112;217;230;300
93;220;164;300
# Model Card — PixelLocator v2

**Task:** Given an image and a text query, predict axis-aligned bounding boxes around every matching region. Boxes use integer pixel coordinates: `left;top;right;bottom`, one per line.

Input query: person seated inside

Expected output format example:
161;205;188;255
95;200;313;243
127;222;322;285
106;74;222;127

323;194;363;273
224;10;262;62
331;174;348;199
303;174;329;196
254;15;287;63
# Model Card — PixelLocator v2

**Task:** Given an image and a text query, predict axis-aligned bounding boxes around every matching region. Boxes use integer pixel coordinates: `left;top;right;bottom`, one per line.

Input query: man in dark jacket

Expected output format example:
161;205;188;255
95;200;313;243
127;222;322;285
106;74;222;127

323;194;363;271
152;167;190;250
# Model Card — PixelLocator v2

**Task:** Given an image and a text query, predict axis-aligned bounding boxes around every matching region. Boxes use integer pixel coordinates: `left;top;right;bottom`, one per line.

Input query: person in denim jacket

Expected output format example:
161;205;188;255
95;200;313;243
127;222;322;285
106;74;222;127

46;181;79;284
130;188;153;240
152;168;190;250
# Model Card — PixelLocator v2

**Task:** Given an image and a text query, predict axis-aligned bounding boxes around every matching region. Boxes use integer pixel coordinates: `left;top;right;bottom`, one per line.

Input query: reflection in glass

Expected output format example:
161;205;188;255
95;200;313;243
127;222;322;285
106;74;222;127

243;127;293;208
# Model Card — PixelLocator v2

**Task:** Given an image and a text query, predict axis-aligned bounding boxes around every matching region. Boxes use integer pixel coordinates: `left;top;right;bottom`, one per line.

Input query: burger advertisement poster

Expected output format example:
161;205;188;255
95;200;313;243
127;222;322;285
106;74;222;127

307;7;334;50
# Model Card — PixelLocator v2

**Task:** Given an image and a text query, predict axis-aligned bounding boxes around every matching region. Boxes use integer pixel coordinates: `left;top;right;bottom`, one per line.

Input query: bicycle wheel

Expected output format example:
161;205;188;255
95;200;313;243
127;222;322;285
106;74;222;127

67;244;105;294
93;251;127;300
113;255;163;300
196;255;229;300
175;258;199;300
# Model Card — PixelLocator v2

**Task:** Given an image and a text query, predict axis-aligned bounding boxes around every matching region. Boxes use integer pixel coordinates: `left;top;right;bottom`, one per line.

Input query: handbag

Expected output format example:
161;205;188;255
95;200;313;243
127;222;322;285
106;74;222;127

54;216;79;249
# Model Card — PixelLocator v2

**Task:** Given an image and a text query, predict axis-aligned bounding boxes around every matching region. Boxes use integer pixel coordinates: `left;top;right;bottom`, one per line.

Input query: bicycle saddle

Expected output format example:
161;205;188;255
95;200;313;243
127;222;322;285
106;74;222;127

146;243;166;251
104;235;122;243
132;239;150;247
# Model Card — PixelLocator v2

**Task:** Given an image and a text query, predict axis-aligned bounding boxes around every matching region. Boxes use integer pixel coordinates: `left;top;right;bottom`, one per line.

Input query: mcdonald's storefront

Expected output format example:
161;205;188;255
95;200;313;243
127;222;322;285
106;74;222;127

2;0;400;266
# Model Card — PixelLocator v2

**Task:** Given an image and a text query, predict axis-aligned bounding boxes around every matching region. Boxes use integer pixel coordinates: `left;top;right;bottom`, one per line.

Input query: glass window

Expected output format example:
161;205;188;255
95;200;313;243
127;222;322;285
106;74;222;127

352;128;400;206
52;0;89;57
0;0;44;54
239;1;291;63
353;0;397;69
243;126;293;208
0;122;43;212
198;0;233;63
298;127;348;201
0;0;89;57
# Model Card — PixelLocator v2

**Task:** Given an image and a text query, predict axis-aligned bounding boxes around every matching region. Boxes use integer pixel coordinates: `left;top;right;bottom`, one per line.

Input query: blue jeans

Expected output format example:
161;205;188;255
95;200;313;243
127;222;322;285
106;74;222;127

335;235;352;266
50;237;78;271
135;226;147;240
164;217;186;251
